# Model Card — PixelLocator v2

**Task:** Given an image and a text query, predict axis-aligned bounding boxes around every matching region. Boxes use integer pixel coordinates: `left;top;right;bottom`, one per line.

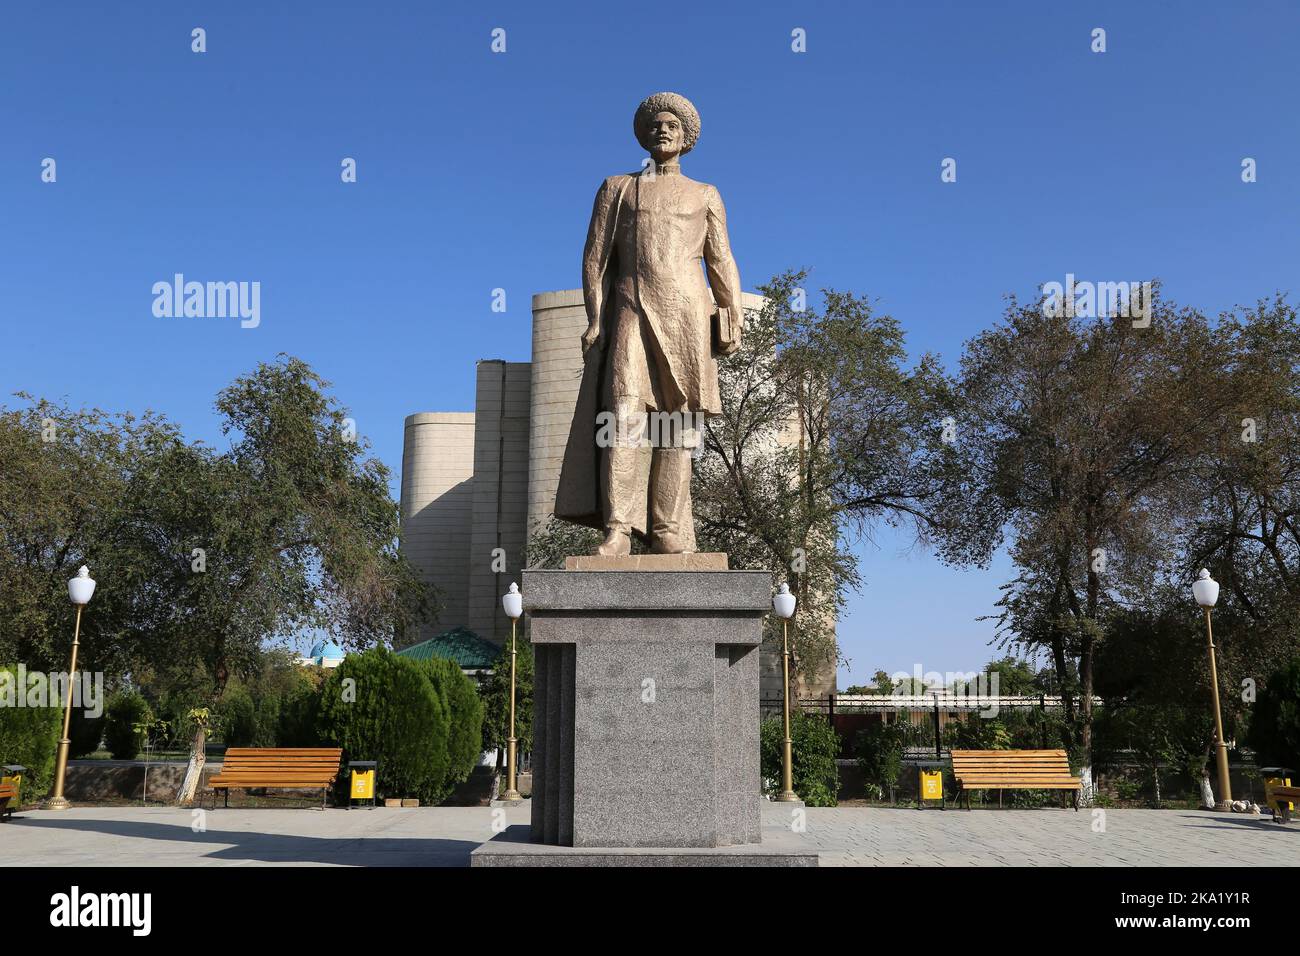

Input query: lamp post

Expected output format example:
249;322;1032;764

47;565;96;811
501;582;523;802
1192;568;1233;810
772;583;798;803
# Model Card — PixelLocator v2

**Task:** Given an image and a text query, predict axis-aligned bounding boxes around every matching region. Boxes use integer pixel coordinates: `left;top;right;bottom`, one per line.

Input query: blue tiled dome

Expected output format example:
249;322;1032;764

309;640;345;661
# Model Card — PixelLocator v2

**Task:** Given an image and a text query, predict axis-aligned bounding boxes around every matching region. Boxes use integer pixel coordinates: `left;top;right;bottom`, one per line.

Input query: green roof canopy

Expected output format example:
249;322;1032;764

396;626;499;669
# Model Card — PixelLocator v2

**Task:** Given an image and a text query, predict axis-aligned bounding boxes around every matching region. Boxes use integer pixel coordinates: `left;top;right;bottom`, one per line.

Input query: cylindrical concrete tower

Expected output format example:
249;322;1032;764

399;412;476;646
526;290;589;536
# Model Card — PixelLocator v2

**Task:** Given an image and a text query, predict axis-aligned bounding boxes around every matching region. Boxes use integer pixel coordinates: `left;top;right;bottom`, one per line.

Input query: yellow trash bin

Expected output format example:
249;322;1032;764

920;769;943;806
1265;774;1293;812
348;761;377;809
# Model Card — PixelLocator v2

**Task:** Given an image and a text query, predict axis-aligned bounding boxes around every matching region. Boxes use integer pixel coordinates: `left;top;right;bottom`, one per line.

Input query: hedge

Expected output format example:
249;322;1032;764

314;647;451;803
0;664;63;803
417;656;485;801
104;691;153;760
760;710;840;806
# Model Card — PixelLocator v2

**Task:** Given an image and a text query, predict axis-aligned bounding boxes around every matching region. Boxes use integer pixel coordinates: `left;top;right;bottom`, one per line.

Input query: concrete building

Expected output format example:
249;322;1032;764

399;289;835;698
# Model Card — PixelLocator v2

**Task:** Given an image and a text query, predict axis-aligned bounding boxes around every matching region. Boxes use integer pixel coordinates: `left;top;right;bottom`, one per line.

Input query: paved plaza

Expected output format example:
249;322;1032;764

1;802;1294;867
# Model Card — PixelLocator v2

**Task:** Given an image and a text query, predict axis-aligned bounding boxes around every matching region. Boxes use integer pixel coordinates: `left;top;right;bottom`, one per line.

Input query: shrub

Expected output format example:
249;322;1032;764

69;706;106;758
760;710;840;806
944;715;1013;751
277;670;325;747
315;647;451;803
481;640;533;756
418;657;485;799
0;664;62;802
219;686;257;747
104;691;153;760
856;720;907;797
1246;657;1300;770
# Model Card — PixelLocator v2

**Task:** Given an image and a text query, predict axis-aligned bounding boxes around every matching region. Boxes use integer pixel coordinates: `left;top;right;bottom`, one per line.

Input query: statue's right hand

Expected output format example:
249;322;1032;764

581;323;600;355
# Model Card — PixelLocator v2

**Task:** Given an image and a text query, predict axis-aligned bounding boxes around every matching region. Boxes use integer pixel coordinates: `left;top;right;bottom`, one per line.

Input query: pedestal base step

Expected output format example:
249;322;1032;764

470;825;818;867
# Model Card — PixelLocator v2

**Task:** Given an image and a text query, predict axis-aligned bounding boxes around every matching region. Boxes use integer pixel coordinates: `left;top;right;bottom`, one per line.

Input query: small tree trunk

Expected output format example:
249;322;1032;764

1079;765;1095;806
1153;766;1161;806
176;727;207;807
1198;768;1216;809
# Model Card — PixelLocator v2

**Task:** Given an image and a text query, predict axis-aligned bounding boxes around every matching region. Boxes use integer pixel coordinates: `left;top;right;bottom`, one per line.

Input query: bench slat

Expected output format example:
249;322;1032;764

950;749;1078;799
208;748;341;796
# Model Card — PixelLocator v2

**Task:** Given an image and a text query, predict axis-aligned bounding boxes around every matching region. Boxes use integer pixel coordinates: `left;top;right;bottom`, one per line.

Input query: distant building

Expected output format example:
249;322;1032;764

399;289;835;698
298;640;346;669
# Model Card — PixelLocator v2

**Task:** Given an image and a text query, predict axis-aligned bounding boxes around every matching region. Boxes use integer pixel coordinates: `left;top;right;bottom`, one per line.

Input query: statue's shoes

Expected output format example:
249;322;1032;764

649;532;688;554
595;528;631;556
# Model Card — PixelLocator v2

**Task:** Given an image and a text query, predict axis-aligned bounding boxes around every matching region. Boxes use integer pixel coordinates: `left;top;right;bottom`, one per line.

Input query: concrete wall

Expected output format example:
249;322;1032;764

466;360;532;645
399;412;475;648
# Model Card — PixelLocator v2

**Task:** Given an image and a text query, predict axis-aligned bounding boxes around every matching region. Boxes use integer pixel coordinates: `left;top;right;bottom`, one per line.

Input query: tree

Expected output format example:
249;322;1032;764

1093;597;1222;807
696;270;957;690
983;656;1040;695
0;357;436;706
0;398;185;678
1246;657;1300;771
944;286;1246;799
418;657;485;795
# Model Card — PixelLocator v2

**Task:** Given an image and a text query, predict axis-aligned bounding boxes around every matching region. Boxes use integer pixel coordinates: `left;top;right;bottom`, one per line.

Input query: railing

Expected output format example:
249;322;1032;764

762;693;1100;716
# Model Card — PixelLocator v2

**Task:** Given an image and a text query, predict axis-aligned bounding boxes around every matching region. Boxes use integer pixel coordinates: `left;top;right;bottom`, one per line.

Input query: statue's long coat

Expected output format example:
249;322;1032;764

553;169;743;536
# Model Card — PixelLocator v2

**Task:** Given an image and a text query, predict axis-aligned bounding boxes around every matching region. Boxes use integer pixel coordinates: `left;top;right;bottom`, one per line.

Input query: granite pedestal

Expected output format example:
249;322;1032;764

525;568;768;849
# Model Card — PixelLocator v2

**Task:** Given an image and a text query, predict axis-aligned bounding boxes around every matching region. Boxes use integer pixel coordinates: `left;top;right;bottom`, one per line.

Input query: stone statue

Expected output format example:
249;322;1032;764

553;91;743;556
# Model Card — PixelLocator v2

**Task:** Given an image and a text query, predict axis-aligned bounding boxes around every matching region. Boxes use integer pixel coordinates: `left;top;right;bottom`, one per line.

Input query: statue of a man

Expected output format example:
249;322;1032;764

554;91;744;556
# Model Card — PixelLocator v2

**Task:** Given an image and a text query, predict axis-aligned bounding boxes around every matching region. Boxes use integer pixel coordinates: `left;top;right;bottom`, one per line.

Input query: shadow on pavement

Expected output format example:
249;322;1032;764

4;816;483;866
1180;816;1300;835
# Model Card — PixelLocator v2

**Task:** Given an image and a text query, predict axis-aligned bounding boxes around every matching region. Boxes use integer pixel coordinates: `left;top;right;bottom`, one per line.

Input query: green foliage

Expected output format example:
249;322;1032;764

277;667;327;747
69;706;106;758
0;357;435;696
221;649;320;748
0;664;62;802
417;657;485;797
219;686;256;747
314;647;450;803
104;691;152;759
481;639;533;756
1246;657;1300;770
944;716;1013;751
855;720;907;793
760;710;839;806
981;656;1040;695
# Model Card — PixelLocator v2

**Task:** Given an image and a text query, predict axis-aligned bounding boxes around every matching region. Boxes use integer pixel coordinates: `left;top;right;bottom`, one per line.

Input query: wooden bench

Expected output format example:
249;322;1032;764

208;748;343;809
951;749;1081;810
0;781;18;821
1268;786;1300;823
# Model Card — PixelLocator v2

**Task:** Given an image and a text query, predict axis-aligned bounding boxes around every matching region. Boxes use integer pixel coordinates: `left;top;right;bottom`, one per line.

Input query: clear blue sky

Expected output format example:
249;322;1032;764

3;1;1297;684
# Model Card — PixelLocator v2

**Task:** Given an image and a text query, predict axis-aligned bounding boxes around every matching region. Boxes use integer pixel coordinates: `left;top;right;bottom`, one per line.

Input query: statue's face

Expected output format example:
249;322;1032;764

647;111;684;159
